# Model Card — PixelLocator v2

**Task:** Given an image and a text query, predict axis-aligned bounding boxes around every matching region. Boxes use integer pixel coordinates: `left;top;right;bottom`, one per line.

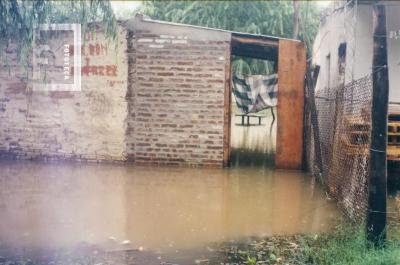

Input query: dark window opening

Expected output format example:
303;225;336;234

338;42;347;75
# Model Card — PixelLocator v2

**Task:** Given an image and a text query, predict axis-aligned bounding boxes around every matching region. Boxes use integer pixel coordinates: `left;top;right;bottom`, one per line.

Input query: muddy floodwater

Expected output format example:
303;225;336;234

0;160;340;263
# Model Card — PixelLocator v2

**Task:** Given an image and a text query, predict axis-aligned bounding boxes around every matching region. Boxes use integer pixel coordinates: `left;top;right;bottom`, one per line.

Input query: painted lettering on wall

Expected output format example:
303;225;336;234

80;58;117;77
70;46;118;77
70;43;108;57
107;80;125;87
69;33;124;84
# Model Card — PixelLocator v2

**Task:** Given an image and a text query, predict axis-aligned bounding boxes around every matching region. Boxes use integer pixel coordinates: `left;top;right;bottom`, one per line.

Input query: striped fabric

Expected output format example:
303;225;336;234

232;74;278;114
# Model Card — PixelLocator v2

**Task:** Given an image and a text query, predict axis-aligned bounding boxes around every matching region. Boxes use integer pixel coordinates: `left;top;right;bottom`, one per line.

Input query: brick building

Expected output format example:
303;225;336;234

0;14;306;168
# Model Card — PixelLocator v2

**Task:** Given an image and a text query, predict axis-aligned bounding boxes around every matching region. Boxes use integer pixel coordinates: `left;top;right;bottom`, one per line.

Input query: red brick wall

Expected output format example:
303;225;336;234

128;18;231;167
0;18;231;167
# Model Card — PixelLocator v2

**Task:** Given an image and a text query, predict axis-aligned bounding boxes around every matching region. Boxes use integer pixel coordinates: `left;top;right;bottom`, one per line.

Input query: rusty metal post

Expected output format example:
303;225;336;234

367;2;389;246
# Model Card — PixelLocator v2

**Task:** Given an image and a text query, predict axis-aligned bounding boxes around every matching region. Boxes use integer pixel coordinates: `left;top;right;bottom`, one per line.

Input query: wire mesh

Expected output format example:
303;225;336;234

305;75;373;221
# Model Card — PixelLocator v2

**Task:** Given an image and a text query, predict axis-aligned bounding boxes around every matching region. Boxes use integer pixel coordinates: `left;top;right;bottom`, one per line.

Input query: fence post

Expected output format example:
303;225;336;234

305;65;323;176
367;2;389;246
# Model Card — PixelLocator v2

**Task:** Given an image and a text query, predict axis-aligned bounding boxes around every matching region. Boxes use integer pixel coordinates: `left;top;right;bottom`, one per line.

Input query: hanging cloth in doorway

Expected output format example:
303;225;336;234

232;74;278;114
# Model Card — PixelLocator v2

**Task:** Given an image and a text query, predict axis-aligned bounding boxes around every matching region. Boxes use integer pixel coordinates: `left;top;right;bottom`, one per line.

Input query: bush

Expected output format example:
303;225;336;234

300;225;400;265
214;224;400;265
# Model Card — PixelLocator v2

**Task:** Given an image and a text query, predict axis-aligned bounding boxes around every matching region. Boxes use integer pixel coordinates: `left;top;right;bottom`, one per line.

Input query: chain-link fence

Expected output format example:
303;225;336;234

305;74;373;221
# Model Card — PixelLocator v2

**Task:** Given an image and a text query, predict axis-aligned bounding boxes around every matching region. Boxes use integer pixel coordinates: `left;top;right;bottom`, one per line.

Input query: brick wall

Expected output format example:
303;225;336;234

0;17;232;167
0;24;128;162
127;17;231;167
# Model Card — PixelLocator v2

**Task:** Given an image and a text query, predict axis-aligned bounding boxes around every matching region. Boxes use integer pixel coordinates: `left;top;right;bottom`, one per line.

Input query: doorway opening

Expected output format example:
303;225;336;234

227;33;279;168
223;33;306;170
229;56;278;168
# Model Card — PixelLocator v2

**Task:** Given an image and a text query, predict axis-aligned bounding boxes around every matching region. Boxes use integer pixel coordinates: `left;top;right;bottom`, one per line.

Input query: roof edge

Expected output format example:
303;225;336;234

134;13;301;43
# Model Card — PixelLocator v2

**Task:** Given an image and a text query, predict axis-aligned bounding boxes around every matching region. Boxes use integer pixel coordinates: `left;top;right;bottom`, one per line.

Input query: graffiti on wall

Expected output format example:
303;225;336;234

81;58;117;77
71;44;118;77
69;32;126;87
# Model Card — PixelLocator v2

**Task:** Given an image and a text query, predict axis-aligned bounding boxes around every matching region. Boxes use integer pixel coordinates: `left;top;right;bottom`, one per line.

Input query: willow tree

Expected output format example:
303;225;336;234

139;0;321;76
0;0;116;62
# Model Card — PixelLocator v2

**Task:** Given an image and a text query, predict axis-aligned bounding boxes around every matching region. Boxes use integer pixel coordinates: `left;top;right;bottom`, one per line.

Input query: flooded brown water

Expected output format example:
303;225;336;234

0;160;340;257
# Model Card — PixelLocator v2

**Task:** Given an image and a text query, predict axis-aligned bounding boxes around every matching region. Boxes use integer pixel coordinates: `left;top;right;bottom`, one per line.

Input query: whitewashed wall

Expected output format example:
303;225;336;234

313;4;400;106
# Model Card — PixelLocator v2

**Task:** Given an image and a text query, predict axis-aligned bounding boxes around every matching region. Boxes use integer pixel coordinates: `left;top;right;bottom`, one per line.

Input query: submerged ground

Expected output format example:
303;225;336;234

0;113;399;264
0;160;340;264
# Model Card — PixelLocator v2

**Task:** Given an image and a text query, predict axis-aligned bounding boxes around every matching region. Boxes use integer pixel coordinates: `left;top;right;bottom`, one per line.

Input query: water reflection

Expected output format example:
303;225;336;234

230;110;276;167
0;160;339;255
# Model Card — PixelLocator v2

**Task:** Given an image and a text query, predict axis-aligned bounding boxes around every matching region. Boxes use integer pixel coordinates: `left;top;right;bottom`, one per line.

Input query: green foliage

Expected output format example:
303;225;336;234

232;56;274;76
0;0;116;61
49;1;117;40
299;225;400;265
139;0;322;76
215;224;400;264
247;254;257;265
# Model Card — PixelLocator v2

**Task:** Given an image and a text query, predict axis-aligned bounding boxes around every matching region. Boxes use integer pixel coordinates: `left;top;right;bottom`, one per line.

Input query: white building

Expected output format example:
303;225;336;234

312;0;400;112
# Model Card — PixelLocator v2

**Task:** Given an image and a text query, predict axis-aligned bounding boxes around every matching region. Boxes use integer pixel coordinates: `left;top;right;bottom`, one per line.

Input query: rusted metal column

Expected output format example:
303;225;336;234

367;2;389;245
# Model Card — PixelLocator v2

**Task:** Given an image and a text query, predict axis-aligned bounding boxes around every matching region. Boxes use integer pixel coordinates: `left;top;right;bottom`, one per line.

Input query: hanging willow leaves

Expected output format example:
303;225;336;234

0;0;117;63
139;0;321;76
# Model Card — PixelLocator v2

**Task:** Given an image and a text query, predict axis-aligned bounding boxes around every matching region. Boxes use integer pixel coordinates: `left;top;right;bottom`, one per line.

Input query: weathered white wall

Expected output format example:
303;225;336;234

313;5;374;90
313;4;400;106
0;25;128;161
313;9;346;91
352;5;373;81
386;5;400;104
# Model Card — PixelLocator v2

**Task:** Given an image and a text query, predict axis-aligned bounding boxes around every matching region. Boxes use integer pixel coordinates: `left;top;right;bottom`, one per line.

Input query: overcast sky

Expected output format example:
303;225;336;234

110;1;141;18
